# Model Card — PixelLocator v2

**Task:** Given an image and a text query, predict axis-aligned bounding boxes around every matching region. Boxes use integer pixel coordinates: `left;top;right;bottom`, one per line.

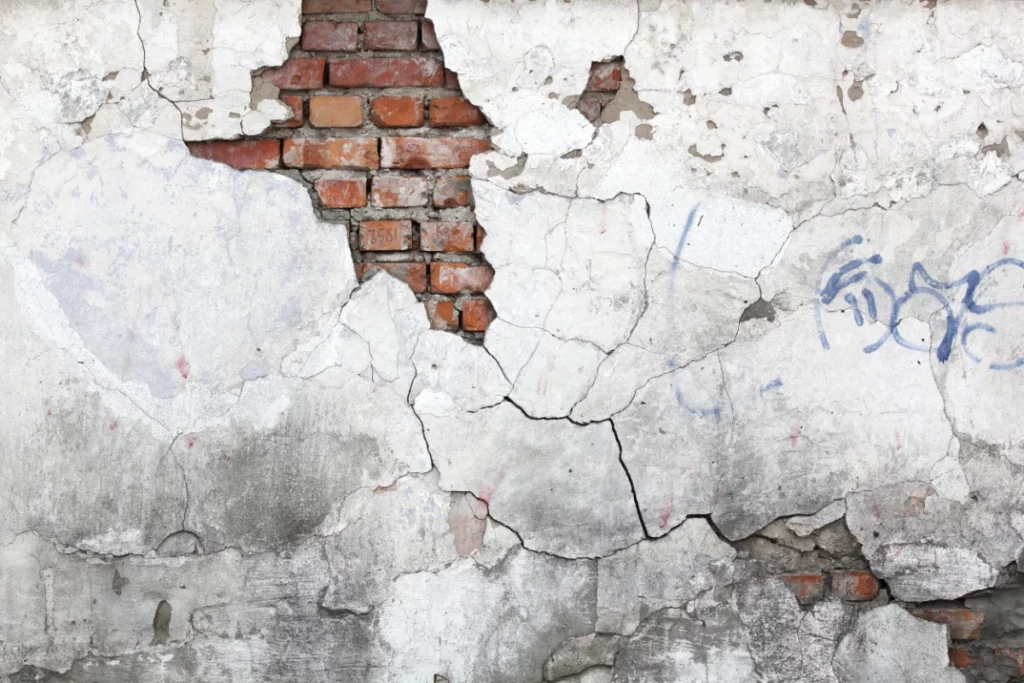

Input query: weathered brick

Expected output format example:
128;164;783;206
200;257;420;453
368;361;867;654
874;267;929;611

376;0;427;14
588;61;622;92
830;570;880;602
461;298;495;332
430;262;493;294
303;0;371;12
420;221;475;252
364;21;418;50
314;178;367;208
433;175;471;208
948;646;978;669
381;137;490;169
360;220;413;251
187;140;280;170
329;58;443;87
302;21;358;51
576;94;603;122
444;69;461;90
909;607;983;641
275;95;303;128
261;58;325;90
282;138;379;169
426;298;459;331
421;20;439;50
358;262;427;292
780;573;825;605
476;224;486;249
309;95;363;128
429;97;486;127
370;96;424;128
371;176;429;207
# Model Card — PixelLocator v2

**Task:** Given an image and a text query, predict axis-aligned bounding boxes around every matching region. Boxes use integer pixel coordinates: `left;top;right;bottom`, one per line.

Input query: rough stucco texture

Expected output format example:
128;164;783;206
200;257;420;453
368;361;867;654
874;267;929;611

4;0;1024;681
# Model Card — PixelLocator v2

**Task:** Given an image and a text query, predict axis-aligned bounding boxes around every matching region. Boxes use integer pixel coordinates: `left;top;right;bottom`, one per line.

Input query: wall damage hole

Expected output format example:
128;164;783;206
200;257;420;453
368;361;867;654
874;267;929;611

111;569;130;596
841;30;865;48
151;600;172;646
739;298;777;323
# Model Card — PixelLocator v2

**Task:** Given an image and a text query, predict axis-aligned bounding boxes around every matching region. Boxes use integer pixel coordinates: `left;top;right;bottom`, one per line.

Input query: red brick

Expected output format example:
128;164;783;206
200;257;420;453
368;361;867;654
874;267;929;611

588;61;622;92
261;58;325;90
997;648;1024;674
429;97;486;127
426;298;458;331
302;22;358;51
576;94;603;122
830;570;880;602
430;262;493;294
433;175;471;208
329;58;443;88
187;140;280;170
275;95;303;128
303;0;371;12
948;646;978;669
314;178;367;208
371;176;429;207
282;138;379;169
780;573;825;605
444;70;461;90
309;95;363;127
358;262;427;292
909;607;983;641
381;137;490;169
360;220;413;251
421;20;439;50
461;298;495;332
476;224;486;249
420;221;475;252
364;21;418;50
370;96;424;128
376;0;427;14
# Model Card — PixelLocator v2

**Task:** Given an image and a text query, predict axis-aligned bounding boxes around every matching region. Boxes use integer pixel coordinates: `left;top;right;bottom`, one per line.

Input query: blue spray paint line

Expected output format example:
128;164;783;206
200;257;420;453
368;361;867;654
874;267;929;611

673;385;721;419
669;205;701;294
861;288;877;320
843;293;864;326
760;378;783;395
814;234;866;350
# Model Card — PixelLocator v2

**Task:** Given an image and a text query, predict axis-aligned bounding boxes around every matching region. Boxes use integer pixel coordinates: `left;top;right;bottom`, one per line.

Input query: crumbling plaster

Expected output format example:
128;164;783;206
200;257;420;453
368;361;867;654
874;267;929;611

2;0;1024;680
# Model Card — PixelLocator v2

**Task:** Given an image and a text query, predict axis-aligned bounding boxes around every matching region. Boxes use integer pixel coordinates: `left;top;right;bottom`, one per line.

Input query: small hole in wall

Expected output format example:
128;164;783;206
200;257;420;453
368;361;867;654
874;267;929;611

151;600;172;645
977;123;989;139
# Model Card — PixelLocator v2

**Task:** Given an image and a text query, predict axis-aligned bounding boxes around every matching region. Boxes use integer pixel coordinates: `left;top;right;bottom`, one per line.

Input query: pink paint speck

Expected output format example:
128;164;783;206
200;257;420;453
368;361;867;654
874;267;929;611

894;431;902;451
1004;240;1011;255
176;355;191;379
789;428;801;448
109;421;117;431
186;435;196;449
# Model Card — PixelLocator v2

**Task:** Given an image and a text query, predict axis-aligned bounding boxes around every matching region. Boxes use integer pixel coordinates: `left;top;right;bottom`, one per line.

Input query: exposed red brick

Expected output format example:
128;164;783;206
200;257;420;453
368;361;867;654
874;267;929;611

909;607;983;641
576;94;603;122
376;0;427;14
780;573;825;605
314;178;367;208
364;21;418;50
948;646;978;669
475;224;485;249
282;138;379;169
303;0;371;11
444;70;461;90
830;570;880;602
275;95;303;128
370;96;424;128
429;97;486;127
261;58;326;90
360;220;413;251
433;175;471;208
187;140;280;170
430;262;493;294
381;137;490;169
420;221;475;252
421;20;439;50
357;262;427;292
309;95;363;127
461;298;494;332
329;58;443;88
302;22;358;51
426;298;459;331
371;176;429;207
588;61;622;92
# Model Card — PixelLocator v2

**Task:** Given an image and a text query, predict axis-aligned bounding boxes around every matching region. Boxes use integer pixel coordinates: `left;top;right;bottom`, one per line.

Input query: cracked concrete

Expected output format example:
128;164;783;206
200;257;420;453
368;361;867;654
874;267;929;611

4;0;1024;680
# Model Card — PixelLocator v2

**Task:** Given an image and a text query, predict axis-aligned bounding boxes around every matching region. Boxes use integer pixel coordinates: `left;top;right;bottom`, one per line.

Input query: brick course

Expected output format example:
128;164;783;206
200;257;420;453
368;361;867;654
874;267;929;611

187;3;624;338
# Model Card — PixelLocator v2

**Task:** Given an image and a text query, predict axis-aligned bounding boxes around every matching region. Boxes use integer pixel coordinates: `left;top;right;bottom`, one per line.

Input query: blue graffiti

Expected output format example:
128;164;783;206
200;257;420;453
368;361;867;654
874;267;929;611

815;235;1024;370
669;205;701;294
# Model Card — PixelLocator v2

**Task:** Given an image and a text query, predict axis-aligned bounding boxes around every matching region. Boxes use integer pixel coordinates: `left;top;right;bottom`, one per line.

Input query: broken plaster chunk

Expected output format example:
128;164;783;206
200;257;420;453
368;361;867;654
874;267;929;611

543;633;623;681
484;318;545;386
786;500;847;538
423;401;644;558
569;343;669;424
596;518;736;636
411;329;511;415
833;604;966;683
509;332;605;419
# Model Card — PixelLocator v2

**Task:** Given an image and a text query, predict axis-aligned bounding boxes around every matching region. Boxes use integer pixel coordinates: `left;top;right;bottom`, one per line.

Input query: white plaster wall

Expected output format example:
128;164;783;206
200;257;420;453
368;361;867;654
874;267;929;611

3;0;1023;680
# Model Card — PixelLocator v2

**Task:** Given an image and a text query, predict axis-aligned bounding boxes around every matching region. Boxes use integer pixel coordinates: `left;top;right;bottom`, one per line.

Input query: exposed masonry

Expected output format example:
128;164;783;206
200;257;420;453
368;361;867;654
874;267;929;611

5;0;1024;681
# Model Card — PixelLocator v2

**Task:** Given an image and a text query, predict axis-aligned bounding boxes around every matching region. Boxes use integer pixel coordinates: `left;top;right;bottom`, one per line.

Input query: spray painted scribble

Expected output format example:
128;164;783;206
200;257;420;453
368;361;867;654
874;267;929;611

816;235;1024;369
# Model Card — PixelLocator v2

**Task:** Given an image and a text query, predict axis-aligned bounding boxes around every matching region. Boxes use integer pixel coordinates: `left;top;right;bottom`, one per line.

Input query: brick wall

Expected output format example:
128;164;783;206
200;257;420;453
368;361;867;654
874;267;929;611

187;0;622;339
